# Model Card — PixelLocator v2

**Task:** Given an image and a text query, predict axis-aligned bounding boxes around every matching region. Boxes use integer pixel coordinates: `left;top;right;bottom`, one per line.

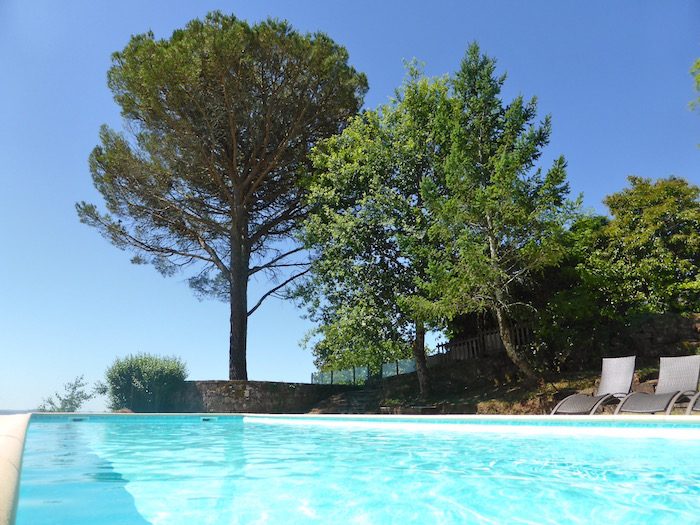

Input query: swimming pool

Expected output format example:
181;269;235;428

16;414;700;524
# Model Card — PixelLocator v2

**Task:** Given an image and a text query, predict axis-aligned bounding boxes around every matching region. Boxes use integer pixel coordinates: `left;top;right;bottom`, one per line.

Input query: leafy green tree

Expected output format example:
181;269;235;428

418;43;577;380
76;13;367;380
297;69;447;393
524;215;612;373
583;176;700;315
38;375;95;412
103;354;188;412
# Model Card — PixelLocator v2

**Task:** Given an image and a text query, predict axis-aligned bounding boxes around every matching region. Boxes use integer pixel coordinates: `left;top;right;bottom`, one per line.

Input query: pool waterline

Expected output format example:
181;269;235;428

28;411;700;422
28;410;700;425
26;411;700;439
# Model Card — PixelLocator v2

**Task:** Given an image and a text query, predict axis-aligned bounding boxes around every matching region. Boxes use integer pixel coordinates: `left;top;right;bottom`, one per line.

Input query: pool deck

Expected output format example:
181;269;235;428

0;414;30;525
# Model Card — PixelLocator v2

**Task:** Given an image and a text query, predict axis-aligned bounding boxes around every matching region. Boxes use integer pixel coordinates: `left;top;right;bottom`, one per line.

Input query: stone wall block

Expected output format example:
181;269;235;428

173;380;357;413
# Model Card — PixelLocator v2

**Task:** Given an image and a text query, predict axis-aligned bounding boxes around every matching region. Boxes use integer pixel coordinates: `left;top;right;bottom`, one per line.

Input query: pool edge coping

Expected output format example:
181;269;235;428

0;414;30;525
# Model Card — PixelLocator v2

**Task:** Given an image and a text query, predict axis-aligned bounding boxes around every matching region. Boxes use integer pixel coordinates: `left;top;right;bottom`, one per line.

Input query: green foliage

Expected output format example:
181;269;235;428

417;43;578;377
582;176;700;315
526;177;700;374
297;67;447;373
103;354;188;412
524;215;617;372
38;375;96;412
299;44;580;380
75;11;367;379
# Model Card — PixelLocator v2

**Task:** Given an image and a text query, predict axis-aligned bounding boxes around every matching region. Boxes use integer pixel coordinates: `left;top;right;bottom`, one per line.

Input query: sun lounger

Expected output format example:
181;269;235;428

614;355;700;415
551;356;636;415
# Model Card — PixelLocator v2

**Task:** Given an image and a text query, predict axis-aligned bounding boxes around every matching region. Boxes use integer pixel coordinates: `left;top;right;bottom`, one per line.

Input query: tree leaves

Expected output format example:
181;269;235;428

298;43;577;379
78;12;367;297
295;72;447;372
421;44;576;323
583;176;700;314
77;13;367;378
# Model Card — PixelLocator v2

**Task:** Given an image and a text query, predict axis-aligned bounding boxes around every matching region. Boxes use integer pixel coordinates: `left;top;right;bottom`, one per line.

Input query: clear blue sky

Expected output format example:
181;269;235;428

1;1;698;410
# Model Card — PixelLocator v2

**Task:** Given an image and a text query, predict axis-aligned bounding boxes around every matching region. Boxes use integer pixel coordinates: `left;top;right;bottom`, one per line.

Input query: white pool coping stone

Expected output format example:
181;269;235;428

242;413;700;439
0;414;30;525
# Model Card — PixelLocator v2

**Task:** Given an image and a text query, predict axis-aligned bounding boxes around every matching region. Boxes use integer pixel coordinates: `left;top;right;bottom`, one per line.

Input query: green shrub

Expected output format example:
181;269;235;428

103;354;187;412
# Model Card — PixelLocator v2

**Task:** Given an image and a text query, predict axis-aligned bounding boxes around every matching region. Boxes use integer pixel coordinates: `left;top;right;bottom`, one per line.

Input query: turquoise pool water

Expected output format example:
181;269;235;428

16;415;700;524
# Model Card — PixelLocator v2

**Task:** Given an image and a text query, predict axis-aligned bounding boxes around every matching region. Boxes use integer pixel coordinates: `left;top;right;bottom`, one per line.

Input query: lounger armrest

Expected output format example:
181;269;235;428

551;395;572;415
664;390;691;415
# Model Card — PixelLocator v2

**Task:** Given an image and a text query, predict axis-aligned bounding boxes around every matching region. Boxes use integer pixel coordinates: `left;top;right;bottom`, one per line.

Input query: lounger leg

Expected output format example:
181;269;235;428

551;397;569;415
663;392;686;415
589;394;614;415
686;392;700;416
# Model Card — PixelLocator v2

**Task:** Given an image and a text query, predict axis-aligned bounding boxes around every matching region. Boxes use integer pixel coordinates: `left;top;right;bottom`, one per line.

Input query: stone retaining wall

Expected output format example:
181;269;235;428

176;380;358;413
625;313;700;356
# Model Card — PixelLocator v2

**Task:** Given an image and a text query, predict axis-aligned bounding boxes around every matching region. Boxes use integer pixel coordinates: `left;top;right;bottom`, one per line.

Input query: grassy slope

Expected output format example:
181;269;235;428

378;360;661;415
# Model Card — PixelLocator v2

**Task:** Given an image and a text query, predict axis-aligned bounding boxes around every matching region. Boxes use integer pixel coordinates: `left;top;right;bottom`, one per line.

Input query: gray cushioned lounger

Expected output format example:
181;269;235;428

551;356;636;415
615;355;700;416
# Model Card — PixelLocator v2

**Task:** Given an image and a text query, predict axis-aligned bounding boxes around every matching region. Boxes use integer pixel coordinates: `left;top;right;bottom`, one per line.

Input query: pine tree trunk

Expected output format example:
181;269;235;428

492;305;536;381
412;320;430;395
229;239;249;381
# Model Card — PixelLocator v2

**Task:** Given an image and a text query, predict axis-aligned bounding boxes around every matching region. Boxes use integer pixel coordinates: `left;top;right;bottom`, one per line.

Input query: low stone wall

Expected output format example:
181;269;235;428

176;380;358;413
625;313;700;357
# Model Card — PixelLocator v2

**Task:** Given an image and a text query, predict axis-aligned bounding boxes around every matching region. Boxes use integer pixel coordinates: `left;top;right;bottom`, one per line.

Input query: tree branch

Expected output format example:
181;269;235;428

249;204;306;246
243;101;313;201
90;212;216;265
247;268;311;316
248;246;306;276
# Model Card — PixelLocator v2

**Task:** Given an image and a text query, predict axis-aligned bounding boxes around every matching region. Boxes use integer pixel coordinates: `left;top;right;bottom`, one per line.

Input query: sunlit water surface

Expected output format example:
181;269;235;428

16;415;700;524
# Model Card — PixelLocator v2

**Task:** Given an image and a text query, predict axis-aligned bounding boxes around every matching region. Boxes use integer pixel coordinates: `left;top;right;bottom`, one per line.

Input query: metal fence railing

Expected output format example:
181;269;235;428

311;358;418;385
381;358;416;378
311;366;370;385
